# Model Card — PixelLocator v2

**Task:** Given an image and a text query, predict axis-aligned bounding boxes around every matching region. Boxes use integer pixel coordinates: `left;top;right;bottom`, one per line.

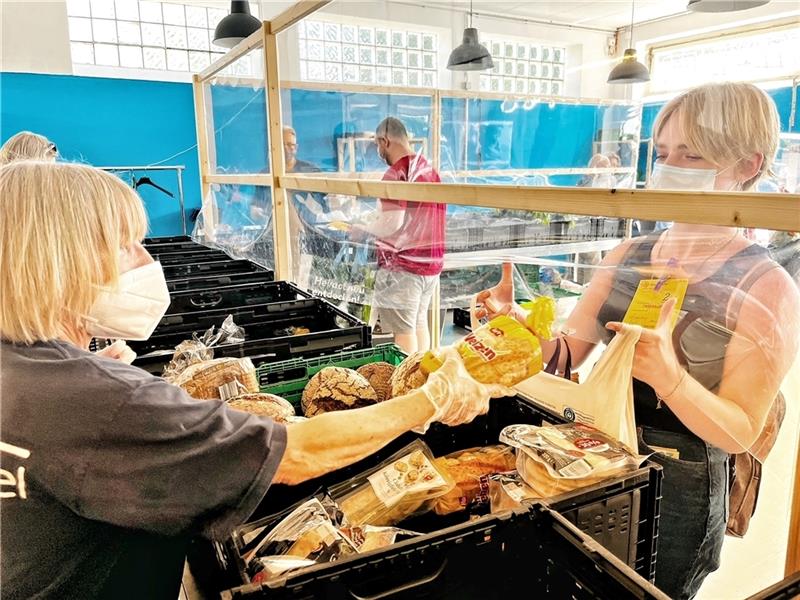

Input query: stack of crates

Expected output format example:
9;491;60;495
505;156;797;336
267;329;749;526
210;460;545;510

111;237;371;374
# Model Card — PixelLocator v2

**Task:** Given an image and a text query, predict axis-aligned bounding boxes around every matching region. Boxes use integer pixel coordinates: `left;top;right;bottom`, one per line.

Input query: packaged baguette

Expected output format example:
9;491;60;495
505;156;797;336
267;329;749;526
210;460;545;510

330;440;455;527
420;316;543;387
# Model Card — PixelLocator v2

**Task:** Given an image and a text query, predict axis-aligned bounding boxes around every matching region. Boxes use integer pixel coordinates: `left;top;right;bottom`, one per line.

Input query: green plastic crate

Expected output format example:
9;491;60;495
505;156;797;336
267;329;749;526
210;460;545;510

256;344;407;405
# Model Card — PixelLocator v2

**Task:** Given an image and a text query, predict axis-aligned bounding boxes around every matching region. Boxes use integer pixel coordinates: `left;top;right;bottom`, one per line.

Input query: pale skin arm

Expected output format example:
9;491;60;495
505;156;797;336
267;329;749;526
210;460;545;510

273;389;434;485
610;268;800;453
351;200;405;240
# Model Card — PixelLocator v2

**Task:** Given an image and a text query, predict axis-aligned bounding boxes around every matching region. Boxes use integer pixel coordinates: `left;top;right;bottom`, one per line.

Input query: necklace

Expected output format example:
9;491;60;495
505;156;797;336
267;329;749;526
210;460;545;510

656;229;740;281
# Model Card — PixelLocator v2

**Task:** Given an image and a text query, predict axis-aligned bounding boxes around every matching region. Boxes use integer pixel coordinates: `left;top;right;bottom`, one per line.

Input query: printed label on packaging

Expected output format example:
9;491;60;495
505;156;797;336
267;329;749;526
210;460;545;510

367;450;447;508
623;278;688;330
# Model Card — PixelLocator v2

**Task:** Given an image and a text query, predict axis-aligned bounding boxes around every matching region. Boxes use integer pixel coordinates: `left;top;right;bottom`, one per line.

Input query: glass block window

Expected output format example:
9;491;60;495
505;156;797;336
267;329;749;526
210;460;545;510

650;26;800;93
299;18;438;87
478;35;566;96
67;0;260;74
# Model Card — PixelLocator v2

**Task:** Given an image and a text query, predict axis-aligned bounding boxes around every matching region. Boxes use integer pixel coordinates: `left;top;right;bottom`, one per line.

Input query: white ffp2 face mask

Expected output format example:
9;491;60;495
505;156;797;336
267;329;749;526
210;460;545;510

649;163;717;191
84;261;171;341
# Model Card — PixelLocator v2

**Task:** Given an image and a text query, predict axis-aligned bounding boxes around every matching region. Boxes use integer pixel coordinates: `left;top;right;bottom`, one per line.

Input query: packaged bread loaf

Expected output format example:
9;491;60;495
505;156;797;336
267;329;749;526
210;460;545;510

500;423;645;497
488;472;538;513
330;440;454;527
227;393;296;423
301;367;378;417
432;445;517;515
174;357;259;400
420;316;543;387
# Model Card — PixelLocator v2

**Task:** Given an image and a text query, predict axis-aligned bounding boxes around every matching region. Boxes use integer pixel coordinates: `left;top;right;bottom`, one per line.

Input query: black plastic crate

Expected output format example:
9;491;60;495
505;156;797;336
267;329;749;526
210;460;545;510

453;307;471;330
193;394;661;597
166;271;275;293
144;235;192;245
162;260;269;282
221;506;667;600
146;240;215;254
154;249;232;265
132;299;371;374
166;281;310;315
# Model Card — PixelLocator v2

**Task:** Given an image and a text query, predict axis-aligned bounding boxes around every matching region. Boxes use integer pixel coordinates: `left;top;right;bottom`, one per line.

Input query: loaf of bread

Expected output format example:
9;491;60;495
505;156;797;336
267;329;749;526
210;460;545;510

174;357;259;400
356;362;395;403
516;453;613;498
389;352;428;398
227;393;296;423
301;367;378;417
432;445;517;515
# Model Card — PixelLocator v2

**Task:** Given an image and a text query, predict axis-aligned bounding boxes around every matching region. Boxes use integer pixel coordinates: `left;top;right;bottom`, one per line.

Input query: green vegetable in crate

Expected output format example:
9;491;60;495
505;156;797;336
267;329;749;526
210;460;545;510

227;393;296;423
356;362;396;403
301;367;378;417
388;352;429;399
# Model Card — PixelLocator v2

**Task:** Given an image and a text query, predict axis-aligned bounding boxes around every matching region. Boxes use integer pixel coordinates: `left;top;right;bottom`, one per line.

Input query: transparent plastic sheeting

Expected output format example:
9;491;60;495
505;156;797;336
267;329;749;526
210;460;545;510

438;97;641;189
206;61;270;175
280;88;433;175
283;196;799;456
191;183;274;269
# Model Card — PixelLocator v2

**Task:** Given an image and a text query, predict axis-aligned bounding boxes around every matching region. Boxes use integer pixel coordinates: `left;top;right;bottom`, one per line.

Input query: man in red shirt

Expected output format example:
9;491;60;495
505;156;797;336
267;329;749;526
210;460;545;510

352;117;445;353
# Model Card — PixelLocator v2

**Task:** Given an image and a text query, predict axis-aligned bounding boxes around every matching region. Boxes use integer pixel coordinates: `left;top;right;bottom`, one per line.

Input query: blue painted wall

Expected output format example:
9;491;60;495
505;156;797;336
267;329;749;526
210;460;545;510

0;72;201;237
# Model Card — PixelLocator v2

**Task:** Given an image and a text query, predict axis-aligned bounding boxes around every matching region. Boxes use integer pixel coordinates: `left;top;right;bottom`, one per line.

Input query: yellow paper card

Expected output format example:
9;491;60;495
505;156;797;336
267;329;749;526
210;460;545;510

623;278;688;329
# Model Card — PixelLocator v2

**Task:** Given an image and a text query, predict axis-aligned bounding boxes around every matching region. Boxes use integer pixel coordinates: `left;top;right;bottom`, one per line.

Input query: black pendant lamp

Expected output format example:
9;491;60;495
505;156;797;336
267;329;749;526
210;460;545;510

213;1;261;49
447;0;494;72
688;0;770;11
607;1;650;84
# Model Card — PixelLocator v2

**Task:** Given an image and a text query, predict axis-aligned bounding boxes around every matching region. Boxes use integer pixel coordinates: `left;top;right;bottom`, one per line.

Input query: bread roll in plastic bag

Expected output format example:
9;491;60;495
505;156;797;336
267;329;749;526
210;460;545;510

174;356;259;400
432;445;517;515
330;440;455;527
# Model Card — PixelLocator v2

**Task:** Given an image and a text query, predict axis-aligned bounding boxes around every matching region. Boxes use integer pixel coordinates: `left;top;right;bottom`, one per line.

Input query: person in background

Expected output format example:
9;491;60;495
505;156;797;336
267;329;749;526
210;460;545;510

0;161;511;600
0;131;57;164
283;126;320;174
476;82;800;600
577;153;614;188
351;117;445;354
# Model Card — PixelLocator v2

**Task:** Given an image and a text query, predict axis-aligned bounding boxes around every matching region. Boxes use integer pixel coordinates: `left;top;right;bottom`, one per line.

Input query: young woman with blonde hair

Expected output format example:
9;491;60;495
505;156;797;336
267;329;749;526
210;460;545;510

0;130;58;164
0;161;510;599
477;82;800;599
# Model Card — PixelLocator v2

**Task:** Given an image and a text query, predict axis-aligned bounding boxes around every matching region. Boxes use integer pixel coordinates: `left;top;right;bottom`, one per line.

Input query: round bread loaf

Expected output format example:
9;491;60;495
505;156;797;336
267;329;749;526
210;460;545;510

356;362;396;403
227;393;296;423
389;352;429;398
301;367;378;417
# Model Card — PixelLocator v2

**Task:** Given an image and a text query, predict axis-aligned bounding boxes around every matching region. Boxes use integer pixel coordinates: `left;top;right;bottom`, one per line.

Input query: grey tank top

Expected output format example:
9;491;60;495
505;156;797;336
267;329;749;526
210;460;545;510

596;232;774;435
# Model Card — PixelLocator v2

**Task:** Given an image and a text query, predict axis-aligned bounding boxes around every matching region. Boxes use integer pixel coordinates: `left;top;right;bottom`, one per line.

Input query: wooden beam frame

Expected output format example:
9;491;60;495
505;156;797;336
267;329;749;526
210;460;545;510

203;174;274;186
268;1;335;35
278;176;800;232
198;26;265;81
191;74;216;236
264;24;292;281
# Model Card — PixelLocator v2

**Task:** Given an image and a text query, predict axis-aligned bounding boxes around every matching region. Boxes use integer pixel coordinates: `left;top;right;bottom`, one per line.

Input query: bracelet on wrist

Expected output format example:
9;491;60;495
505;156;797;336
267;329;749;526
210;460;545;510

656;369;687;408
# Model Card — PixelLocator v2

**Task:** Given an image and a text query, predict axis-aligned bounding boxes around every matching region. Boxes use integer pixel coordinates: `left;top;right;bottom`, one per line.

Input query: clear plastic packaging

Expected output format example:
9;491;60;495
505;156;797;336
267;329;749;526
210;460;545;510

162;315;245;381
340;525;423;553
432;445;517;515
329;440;455;527
500;423;646;481
173;356;259;400
488;472;538;513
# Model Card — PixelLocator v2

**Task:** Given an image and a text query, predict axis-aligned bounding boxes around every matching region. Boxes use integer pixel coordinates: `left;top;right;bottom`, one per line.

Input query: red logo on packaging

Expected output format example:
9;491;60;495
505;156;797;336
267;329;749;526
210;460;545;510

574;438;603;450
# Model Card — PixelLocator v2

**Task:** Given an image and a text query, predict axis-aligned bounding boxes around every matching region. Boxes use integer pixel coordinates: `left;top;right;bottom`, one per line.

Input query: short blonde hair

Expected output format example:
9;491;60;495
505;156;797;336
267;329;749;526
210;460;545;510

653;82;779;190
0;131;57;165
0;161;148;344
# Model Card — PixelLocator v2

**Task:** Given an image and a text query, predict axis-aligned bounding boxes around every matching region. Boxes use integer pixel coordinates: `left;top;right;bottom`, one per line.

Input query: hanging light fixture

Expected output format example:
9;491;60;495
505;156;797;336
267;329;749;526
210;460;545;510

607;1;650;84
687;0;770;11
447;0;494;71
213;1;261;49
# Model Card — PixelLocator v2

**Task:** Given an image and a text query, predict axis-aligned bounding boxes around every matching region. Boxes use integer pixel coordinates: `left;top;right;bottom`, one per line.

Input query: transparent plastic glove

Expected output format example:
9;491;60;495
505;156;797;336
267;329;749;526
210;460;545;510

94;340;137;364
474;263;527;324
414;347;515;433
